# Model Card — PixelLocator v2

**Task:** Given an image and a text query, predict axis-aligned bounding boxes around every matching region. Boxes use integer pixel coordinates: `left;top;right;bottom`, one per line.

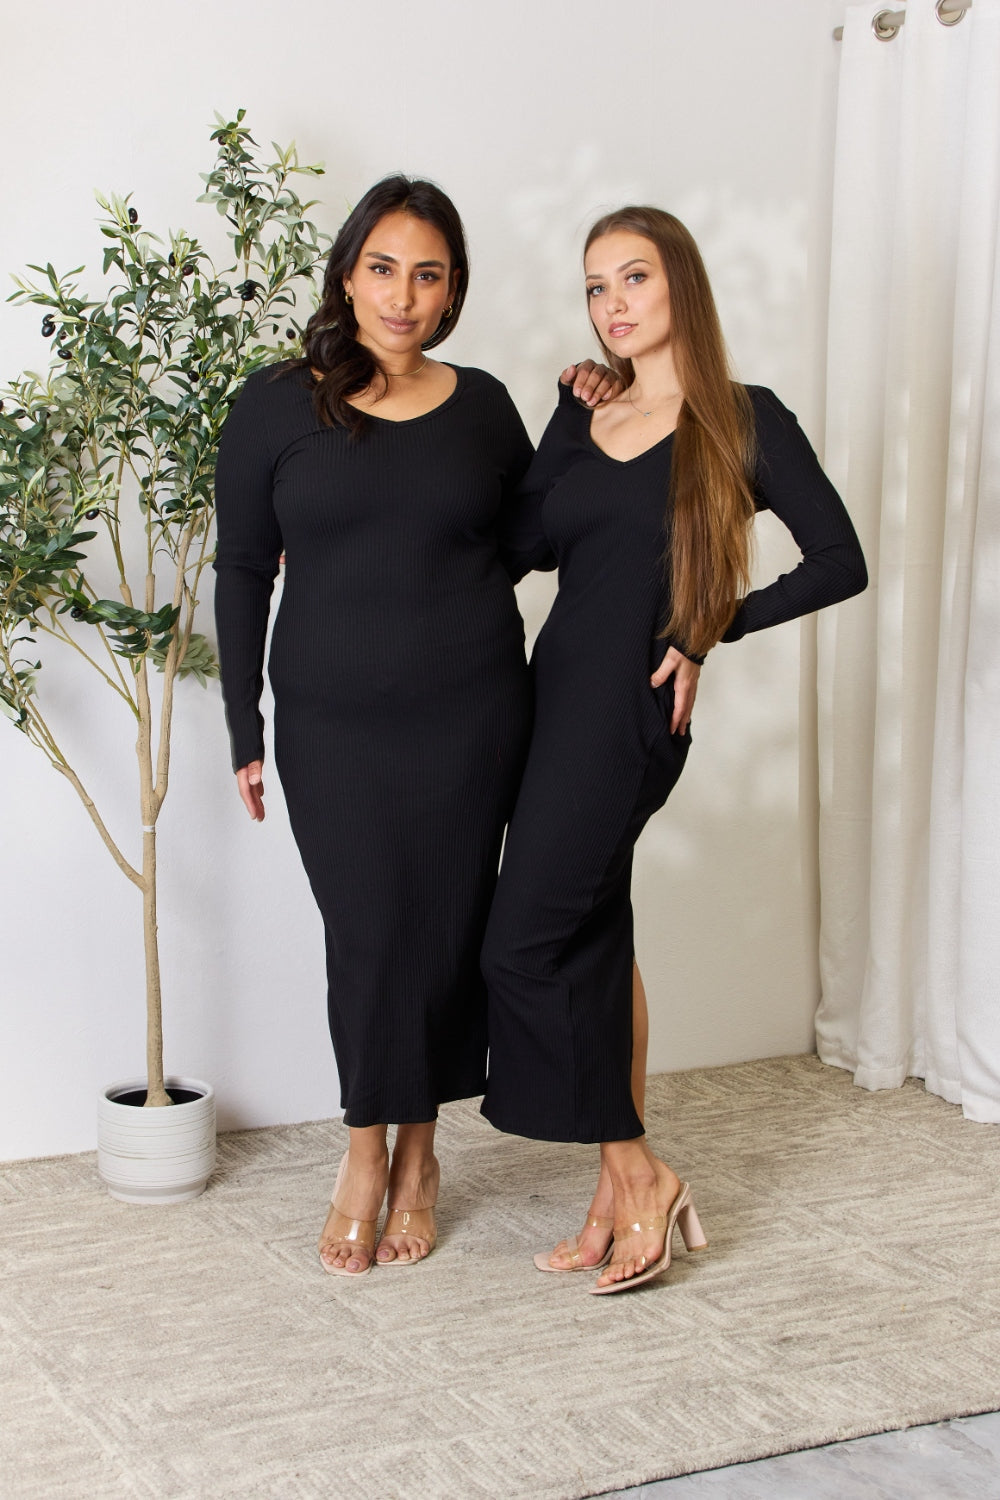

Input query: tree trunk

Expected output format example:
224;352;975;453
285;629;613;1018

142;825;171;1107
136;647;170;1110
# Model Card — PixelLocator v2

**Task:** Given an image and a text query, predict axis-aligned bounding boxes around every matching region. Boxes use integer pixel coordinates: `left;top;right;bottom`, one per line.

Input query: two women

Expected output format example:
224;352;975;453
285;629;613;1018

215;180;866;1292
481;207;867;1291
213;177;613;1277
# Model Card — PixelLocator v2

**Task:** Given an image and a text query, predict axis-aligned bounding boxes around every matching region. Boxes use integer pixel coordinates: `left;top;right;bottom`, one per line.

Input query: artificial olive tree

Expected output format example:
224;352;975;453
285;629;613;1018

0;112;328;1105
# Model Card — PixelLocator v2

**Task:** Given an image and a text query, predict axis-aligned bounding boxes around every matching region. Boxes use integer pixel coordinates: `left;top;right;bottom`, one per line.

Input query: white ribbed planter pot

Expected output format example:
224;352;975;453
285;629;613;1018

97;1076;216;1204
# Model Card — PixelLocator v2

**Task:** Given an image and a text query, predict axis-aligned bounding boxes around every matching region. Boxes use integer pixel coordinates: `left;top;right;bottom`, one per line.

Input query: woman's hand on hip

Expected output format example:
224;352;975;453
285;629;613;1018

651;647;701;735
560;361;622;406
237;761;266;821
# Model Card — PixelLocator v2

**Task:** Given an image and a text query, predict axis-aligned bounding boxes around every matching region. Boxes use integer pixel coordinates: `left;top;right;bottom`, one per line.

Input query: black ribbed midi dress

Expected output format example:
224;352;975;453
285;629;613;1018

480;383;868;1144
213;363;534;1126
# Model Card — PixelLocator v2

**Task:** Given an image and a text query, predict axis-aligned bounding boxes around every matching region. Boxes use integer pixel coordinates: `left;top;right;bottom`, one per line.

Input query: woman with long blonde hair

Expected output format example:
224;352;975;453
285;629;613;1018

480;207;866;1292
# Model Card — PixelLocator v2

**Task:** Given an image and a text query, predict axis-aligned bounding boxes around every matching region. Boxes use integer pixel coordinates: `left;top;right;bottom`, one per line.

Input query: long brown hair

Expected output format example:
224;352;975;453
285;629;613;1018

300;176;469;437
584;207;756;658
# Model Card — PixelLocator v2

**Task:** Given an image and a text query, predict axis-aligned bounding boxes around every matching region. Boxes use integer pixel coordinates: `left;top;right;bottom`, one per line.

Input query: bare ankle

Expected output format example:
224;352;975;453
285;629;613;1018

346;1145;389;1175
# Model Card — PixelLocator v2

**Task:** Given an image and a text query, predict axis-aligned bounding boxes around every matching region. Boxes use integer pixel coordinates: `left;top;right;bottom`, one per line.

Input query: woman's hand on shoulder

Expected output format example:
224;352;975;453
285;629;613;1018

560;361;622;406
237;761;266;822
651;647;701;735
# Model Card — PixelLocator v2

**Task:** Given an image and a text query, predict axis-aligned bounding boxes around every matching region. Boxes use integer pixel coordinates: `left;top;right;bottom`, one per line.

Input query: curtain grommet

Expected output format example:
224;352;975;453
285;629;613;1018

936;0;968;25
872;9;905;41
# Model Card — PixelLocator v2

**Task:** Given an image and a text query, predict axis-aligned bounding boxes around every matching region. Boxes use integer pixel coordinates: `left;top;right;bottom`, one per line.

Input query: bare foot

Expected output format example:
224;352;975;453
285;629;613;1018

595;1154;681;1288
544;1161;615;1270
376;1152;440;1265
319;1149;388;1275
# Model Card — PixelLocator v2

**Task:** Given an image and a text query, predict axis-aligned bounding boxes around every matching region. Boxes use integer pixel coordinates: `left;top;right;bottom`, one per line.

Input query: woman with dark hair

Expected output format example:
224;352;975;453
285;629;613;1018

213;177;614;1277
480;207;867;1293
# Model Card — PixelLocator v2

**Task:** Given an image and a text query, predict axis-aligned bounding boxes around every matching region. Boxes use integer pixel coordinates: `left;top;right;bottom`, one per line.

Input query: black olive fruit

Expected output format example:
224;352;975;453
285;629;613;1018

128;208;139;225
85;508;100;519
41;317;55;337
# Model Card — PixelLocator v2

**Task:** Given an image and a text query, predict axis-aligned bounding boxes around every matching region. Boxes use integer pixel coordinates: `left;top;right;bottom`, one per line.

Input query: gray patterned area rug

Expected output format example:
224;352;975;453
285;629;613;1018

3;1056;999;1500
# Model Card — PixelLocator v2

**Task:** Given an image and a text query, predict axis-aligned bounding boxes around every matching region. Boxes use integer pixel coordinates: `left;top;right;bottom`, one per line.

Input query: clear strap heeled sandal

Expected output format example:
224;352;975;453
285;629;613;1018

590;1181;707;1295
377;1205;437;1266
318;1155;380;1278
533;1214;615;1273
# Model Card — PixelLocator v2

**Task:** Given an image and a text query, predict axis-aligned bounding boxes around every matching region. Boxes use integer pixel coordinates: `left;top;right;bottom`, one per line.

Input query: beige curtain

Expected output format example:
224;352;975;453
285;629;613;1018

816;0;1000;1121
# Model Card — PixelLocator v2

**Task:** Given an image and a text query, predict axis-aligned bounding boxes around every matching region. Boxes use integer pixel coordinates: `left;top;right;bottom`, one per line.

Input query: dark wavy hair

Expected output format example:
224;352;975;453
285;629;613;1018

300;175;469;436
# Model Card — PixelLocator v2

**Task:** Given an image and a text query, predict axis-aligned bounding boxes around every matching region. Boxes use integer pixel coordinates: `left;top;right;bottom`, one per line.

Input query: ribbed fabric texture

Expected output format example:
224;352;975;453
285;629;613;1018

724;387;869;640
214;363;534;1125
481;383;868;1144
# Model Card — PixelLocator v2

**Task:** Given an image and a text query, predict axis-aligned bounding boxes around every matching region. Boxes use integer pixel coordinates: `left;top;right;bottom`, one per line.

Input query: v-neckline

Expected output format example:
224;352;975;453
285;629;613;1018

359;364;462;426
586;416;677;466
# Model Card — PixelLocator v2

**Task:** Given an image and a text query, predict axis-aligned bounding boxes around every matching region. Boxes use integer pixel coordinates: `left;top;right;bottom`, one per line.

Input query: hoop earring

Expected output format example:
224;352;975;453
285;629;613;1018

444;305;453;318
344;291;353;305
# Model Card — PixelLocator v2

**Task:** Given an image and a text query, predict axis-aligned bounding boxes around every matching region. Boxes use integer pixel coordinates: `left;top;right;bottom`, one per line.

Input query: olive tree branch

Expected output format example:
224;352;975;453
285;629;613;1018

35;612;140;712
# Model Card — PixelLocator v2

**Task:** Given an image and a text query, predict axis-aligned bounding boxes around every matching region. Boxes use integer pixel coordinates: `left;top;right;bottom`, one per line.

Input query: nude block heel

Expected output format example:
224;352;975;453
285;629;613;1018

677;1198;708;1252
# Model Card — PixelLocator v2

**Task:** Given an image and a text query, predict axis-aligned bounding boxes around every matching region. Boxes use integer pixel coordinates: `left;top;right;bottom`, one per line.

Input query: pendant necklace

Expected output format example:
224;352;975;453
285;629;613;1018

627;385;682;418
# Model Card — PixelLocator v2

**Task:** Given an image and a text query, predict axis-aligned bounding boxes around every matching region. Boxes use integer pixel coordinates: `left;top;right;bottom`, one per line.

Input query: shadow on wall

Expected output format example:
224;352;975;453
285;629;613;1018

461;153;823;1071
635;609;816;1074
469;151;819;1074
467;146;808;430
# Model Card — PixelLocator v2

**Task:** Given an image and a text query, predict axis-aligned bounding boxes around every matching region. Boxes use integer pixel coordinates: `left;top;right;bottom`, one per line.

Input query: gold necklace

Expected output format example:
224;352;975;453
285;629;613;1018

627;385;682;418
387;357;428;378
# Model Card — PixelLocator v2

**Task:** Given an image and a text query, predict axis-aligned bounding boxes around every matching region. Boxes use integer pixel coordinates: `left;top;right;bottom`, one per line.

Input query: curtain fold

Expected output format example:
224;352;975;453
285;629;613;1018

816;0;1000;1120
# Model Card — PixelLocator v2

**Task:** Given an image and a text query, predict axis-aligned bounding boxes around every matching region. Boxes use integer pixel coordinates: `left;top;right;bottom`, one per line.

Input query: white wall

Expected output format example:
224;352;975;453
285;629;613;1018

0;0;847;1159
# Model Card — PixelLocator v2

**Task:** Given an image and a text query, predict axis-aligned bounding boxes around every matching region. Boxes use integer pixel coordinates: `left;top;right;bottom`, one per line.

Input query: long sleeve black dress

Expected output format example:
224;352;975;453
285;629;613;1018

480;383;868;1144
214;363;534;1127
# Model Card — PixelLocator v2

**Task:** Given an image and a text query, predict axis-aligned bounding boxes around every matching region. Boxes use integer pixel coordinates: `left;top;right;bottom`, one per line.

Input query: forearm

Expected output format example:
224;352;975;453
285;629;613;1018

214;565;276;770
722;536;868;642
